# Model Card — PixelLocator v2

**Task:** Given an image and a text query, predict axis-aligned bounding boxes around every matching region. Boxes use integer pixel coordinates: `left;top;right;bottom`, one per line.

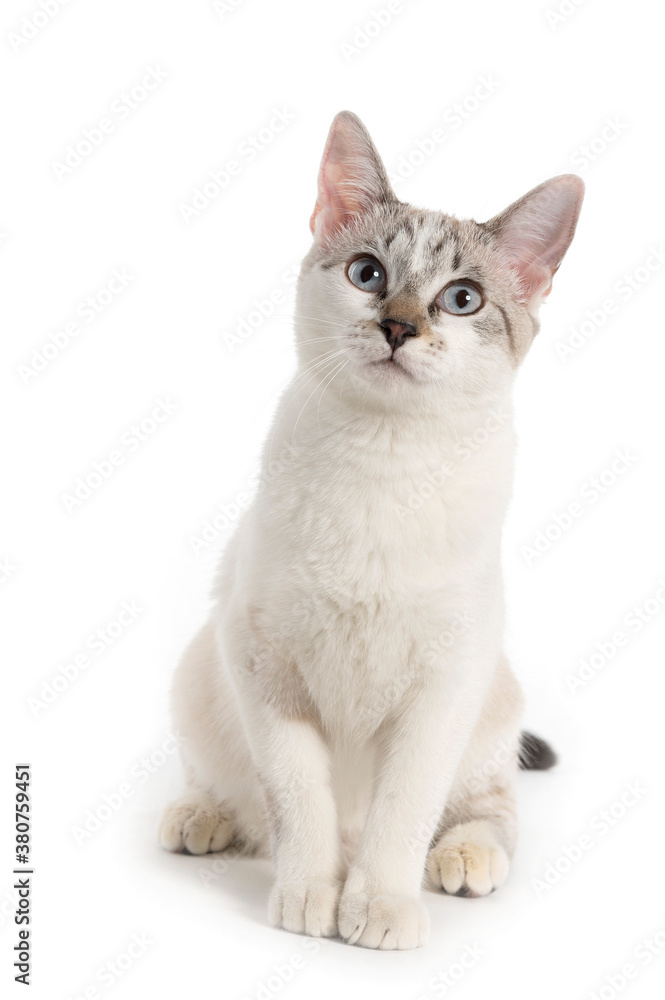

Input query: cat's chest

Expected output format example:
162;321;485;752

264;440;501;600
242;434;506;735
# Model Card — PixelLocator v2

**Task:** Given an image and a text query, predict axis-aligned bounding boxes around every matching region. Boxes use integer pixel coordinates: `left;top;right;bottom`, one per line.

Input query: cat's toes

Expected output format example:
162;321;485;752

427;820;509;897
338;892;429;950
158;794;234;855
269;880;340;938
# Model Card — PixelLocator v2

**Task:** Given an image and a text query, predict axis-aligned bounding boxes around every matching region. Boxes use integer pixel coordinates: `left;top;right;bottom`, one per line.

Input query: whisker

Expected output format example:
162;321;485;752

317;358;351;430
257;348;349;434
289;352;353;448
292;314;351;329
265;349;352;462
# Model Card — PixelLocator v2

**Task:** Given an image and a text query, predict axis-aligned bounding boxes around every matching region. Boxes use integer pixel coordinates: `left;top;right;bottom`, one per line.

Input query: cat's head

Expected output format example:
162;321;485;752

296;111;583;412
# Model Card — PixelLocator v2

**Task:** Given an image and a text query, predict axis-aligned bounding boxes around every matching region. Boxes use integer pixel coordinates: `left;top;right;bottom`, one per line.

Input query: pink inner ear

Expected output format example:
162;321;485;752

492;175;584;303
310;112;394;243
310;155;353;237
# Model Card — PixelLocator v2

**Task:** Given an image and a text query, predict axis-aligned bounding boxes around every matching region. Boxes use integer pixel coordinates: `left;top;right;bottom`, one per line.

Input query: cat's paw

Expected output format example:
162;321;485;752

427;820;509;897
158;793;234;855
268;880;340;938
338;891;429;950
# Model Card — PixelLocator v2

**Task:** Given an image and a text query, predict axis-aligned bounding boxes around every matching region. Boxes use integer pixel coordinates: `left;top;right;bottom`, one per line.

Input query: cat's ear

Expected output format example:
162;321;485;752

485;175;584;309
310;111;396;243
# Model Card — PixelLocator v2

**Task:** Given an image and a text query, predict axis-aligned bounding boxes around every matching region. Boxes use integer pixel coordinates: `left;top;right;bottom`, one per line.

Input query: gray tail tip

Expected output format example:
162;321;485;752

519;731;557;771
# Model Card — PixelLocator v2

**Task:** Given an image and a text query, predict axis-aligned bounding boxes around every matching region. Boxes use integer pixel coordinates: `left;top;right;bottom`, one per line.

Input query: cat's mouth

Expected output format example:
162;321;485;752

370;354;413;378
370;356;415;381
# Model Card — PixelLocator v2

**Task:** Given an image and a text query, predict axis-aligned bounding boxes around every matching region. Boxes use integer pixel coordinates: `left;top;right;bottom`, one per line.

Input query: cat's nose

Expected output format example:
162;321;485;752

379;318;418;351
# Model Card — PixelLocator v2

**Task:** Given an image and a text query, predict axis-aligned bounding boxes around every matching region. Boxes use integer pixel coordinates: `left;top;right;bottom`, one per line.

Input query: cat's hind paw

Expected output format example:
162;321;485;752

158;792;235;855
427;820;509;897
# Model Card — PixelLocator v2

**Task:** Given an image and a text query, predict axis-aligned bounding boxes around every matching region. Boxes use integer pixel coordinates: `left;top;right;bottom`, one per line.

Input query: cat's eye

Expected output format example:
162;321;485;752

438;281;483;315
346;256;387;293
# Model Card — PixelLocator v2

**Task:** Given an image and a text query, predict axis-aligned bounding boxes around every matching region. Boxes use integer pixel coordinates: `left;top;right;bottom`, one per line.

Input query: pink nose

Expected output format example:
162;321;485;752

379;318;418;351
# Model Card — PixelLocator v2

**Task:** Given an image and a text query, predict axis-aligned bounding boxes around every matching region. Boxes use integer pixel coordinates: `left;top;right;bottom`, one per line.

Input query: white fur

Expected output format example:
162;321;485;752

159;112;583;950
161;364;522;947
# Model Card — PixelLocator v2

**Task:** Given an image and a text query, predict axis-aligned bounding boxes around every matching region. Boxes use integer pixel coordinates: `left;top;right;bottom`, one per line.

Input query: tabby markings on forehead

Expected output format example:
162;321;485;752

464;266;486;284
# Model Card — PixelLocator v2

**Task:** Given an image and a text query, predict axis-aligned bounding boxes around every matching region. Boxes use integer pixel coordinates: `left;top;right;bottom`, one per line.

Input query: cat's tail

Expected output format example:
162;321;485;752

518;731;557;770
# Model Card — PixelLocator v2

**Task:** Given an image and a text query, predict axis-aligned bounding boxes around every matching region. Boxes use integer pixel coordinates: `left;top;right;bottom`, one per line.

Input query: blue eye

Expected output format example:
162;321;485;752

347;256;386;293
439;281;483;315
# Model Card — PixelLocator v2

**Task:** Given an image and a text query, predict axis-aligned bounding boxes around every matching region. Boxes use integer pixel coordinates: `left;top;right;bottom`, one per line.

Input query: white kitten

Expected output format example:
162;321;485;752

159;111;583;949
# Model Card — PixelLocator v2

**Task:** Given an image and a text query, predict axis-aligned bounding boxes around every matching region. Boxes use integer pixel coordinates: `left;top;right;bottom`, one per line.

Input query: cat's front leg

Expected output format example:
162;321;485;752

226;646;345;938
261;713;344;938
338;665;489;950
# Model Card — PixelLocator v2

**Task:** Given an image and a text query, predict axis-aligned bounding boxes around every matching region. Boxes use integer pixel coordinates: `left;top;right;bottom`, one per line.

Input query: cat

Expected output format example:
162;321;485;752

158;111;583;949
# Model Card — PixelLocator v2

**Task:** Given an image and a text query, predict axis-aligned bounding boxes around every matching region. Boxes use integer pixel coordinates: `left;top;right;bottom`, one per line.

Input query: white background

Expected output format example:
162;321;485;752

2;0;664;997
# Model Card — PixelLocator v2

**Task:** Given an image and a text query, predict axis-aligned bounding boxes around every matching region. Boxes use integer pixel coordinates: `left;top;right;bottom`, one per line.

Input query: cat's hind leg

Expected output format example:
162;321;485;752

157;619;270;857
428;728;557;896
427;660;522;898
